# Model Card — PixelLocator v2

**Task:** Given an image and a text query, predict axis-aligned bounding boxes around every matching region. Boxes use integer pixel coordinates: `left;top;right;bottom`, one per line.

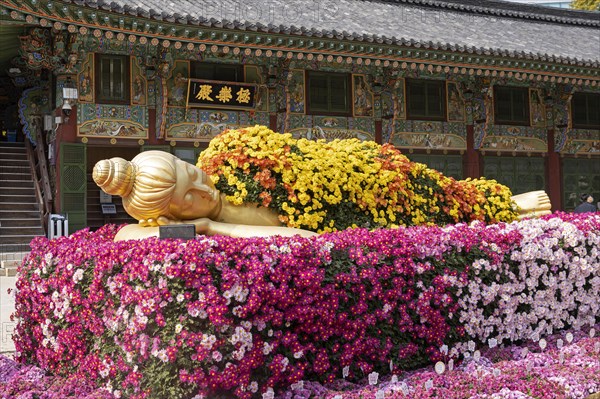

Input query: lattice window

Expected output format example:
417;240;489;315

96;54;130;103
494;86;530;126
406;79;446;121
572;92;600;129
307;71;351;115
563;158;600;211
409;154;463;180
484;156;545;195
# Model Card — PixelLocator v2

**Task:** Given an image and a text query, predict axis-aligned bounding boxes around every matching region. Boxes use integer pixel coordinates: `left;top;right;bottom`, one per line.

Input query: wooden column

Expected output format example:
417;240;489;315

546;128;562;211
464;124;481;178
375;120;382;144
57;105;78;143
269;113;278;132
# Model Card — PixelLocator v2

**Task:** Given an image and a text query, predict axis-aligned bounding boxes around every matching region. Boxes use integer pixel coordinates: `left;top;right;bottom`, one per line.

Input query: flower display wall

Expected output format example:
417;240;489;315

198;126;518;232
11;213;600;399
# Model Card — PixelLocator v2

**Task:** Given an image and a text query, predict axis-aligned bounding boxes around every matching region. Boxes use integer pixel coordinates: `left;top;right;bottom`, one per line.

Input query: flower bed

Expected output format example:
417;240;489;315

3;326;600;399
11;213;600;398
0;353;113;398
278;326;600;399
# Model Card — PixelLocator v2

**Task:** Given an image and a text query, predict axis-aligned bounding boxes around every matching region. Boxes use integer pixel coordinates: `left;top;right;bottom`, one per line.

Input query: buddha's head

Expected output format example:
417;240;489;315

93;151;220;222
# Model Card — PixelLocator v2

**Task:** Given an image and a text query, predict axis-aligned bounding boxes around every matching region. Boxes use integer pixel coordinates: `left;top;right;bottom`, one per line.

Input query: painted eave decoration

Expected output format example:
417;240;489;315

0;0;598;88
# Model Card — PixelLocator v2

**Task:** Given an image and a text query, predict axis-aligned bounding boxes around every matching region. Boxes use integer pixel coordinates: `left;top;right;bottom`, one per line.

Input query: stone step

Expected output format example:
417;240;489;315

0;249;29;262
0;158;28;166
0;151;25;156
0;266;18;277
0;165;32;174
0;243;33;253
0;153;28;162
0;187;35;196
0;235;43;245
0;141;25;148
0;180;35;188
0;210;41;219
0;250;28;277
0;226;45;236
0;195;37;203
0;146;26;154
0;258;22;269
0;173;32;182
0;218;43;228
0;202;39;211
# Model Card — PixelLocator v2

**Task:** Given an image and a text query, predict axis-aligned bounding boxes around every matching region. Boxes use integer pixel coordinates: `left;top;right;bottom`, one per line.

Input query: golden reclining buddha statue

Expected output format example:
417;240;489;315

92;127;551;241
93;150;318;240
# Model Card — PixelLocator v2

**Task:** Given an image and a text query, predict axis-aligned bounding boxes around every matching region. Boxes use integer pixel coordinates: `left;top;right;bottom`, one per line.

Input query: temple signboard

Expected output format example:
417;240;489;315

186;79;257;109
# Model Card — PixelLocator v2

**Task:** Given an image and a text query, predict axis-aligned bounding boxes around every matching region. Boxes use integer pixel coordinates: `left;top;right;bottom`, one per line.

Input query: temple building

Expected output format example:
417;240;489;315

0;0;598;239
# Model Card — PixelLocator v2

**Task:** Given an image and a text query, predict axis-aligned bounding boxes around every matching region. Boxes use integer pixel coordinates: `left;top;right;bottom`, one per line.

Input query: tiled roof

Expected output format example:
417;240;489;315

67;0;600;63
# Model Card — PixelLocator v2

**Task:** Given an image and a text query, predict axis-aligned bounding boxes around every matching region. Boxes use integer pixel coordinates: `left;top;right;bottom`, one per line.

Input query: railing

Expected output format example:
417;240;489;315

25;116;53;236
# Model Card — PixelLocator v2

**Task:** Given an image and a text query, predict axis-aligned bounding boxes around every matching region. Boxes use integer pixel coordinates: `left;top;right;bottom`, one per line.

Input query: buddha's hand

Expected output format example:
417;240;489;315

138;216;177;227
138;217;170;227
516;209;552;220
139;216;198;228
511;190;552;220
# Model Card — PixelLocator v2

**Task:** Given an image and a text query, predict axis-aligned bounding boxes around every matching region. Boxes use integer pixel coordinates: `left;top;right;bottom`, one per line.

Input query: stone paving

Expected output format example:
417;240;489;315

0;276;16;355
0;251;24;355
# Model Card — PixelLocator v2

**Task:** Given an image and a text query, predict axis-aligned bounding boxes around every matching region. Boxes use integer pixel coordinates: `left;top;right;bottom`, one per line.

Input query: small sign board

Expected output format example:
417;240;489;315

187;79;257;109
99;190;112;204
100;204;117;215
159;224;196;240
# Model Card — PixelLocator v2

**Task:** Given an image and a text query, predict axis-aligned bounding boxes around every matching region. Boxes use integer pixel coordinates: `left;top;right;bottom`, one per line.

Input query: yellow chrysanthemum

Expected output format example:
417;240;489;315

197;126;519;232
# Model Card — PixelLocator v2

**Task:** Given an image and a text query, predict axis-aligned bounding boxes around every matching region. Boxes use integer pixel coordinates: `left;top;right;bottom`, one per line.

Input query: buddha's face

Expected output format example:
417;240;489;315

168;159;220;220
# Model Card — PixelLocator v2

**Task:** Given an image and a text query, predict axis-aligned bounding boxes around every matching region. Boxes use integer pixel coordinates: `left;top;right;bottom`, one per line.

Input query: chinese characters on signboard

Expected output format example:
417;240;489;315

186;79;257;109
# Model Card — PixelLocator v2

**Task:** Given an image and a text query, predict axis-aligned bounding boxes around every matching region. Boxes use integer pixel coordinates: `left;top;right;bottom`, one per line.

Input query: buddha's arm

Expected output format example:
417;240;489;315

114;218;317;241
193;218;318;238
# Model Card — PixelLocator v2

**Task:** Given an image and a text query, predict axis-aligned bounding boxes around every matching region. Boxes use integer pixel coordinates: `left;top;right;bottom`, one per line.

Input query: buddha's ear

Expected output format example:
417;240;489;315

191;180;218;201
184;192;195;206
196;189;215;202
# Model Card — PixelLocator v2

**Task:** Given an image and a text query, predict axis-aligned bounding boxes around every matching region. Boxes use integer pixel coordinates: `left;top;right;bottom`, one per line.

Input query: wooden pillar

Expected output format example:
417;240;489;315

546;128;562;211
147;109;157;144
375;120;382;144
56;105;78;143
269;113;278;132
464;124;481;178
